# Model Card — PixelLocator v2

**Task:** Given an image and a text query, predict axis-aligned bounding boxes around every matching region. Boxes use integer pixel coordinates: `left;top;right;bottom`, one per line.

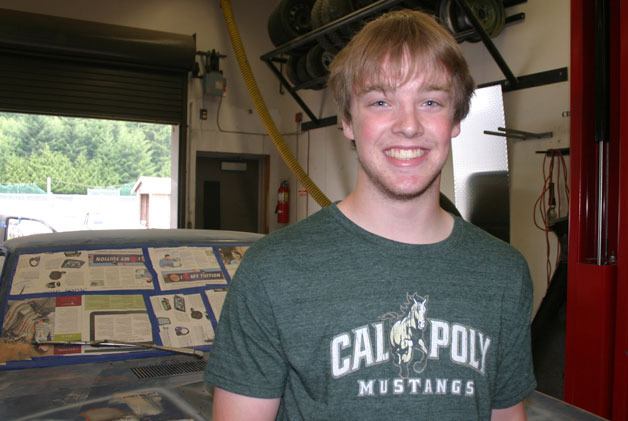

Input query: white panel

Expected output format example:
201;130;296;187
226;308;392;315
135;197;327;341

452;85;508;220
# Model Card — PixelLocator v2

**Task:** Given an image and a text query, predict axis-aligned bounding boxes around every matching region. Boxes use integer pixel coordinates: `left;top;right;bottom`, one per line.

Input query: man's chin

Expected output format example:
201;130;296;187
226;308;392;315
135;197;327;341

372;180;437;202
358;159;442;202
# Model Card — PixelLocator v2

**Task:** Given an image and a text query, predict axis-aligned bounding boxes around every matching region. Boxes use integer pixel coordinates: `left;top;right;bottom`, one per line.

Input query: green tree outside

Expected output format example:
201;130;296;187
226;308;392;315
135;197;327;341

0;113;172;194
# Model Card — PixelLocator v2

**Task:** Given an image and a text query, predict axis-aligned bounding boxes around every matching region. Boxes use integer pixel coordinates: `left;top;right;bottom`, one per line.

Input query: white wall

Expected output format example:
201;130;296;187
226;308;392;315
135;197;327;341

0;193;140;231
147;194;171;229
0;0;570;313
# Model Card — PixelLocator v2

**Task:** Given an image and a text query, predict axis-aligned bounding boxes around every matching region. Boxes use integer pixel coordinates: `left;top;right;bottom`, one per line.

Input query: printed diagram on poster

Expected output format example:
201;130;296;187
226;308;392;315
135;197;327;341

218;246;248;278
149;247;227;290
0;295;151;362
150;293;215;347
10;249;153;295
205;289;228;321
85;295;151;346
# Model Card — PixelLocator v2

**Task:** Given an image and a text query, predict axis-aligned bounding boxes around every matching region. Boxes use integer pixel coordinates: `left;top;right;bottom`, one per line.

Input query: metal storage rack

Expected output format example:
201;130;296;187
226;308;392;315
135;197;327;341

261;0;568;131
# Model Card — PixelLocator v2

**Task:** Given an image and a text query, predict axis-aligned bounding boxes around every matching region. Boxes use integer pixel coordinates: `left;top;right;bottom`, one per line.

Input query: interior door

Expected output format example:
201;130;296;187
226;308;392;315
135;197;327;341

195;154;267;233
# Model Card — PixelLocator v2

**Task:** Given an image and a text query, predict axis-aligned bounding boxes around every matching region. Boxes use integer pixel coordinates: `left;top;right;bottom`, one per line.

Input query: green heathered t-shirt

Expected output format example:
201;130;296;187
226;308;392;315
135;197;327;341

205;205;536;420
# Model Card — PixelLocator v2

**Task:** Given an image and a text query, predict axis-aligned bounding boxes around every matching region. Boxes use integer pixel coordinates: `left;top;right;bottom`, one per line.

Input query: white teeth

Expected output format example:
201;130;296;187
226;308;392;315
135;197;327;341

385;148;424;160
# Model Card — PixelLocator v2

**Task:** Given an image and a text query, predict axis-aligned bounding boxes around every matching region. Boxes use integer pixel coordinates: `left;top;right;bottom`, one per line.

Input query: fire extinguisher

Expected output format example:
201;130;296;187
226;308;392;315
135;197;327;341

275;180;289;224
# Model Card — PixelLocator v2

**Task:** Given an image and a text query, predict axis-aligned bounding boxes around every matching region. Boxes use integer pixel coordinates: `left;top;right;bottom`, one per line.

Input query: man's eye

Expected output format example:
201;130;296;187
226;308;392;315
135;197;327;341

370;100;388;107
424;100;440;107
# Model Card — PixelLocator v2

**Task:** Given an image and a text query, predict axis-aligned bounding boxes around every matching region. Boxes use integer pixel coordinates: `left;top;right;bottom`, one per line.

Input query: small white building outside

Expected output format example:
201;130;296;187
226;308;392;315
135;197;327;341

132;176;171;229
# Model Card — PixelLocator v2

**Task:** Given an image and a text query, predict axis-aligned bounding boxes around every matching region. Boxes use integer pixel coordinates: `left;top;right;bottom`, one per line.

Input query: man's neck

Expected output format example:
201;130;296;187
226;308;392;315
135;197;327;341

337;187;454;245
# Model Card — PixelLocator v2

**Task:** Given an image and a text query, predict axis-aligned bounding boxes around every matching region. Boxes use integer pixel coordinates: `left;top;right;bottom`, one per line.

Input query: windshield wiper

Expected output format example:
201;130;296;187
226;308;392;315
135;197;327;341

33;339;205;359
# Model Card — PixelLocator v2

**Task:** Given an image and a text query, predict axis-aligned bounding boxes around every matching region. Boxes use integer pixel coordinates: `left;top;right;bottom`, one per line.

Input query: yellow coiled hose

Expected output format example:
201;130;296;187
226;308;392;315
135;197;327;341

220;0;332;208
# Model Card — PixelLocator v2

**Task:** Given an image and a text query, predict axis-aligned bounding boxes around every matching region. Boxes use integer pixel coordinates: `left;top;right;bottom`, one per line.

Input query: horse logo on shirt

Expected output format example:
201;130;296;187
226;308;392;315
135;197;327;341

380;293;429;378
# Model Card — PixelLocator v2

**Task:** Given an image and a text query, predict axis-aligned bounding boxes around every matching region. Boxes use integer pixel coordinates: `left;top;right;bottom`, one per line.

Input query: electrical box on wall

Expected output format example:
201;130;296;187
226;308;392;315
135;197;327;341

194;49;227;97
203;71;226;97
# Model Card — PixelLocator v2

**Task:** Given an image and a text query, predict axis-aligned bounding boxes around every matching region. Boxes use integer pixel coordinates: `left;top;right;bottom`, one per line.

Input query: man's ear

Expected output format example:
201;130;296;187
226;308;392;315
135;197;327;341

451;121;461;138
341;118;354;141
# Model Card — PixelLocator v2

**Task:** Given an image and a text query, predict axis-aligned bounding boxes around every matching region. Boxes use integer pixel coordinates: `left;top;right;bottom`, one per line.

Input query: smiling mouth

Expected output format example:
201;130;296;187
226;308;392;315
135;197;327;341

384;148;425;160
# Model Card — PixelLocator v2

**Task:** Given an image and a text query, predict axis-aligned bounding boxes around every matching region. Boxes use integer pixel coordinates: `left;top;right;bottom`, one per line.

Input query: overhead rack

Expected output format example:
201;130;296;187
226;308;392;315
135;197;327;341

260;0;568;131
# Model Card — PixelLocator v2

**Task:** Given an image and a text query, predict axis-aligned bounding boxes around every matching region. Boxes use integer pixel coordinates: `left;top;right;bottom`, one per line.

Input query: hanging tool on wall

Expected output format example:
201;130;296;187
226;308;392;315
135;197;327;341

484;126;553;140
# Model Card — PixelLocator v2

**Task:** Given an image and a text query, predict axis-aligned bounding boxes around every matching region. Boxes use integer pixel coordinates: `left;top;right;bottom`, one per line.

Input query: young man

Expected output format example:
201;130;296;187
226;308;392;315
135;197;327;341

205;9;536;420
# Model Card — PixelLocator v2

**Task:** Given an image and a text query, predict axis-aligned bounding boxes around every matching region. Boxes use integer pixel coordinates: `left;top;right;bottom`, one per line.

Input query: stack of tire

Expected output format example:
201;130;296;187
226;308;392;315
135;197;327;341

267;0;505;90
268;0;378;91
267;0;315;48
268;0;320;90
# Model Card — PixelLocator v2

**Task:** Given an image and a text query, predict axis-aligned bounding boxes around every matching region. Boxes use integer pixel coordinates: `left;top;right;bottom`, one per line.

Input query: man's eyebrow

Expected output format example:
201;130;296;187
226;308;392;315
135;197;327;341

422;84;450;92
359;85;387;94
357;82;452;96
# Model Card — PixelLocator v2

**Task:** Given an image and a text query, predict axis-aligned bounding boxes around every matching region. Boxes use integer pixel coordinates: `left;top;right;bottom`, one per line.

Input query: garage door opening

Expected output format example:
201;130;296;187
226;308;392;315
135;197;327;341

0;112;178;237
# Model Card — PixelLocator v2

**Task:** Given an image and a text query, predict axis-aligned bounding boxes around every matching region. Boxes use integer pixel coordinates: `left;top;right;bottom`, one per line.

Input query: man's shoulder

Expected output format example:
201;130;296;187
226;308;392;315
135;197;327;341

456;218;528;270
242;206;339;262
451;219;533;305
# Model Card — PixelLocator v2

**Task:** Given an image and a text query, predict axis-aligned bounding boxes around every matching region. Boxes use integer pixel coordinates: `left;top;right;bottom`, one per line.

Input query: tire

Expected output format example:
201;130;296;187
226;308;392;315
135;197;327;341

296;53;310;83
311;0;323;28
268;0;315;47
286;54;302;85
312;0;342;54
305;44;334;78
318;0;350;51
438;0;505;43
286;53;316;88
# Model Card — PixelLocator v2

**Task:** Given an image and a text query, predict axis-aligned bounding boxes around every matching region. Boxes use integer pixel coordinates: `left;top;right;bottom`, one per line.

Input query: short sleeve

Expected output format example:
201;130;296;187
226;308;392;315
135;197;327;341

204;263;287;398
492;258;537;408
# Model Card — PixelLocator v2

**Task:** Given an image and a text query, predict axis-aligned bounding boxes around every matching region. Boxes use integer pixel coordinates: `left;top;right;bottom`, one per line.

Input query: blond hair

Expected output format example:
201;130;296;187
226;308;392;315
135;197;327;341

328;9;474;123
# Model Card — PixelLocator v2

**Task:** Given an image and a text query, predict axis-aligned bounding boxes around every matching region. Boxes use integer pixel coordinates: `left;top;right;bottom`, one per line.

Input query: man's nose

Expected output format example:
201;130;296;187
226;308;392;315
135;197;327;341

392;105;423;138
